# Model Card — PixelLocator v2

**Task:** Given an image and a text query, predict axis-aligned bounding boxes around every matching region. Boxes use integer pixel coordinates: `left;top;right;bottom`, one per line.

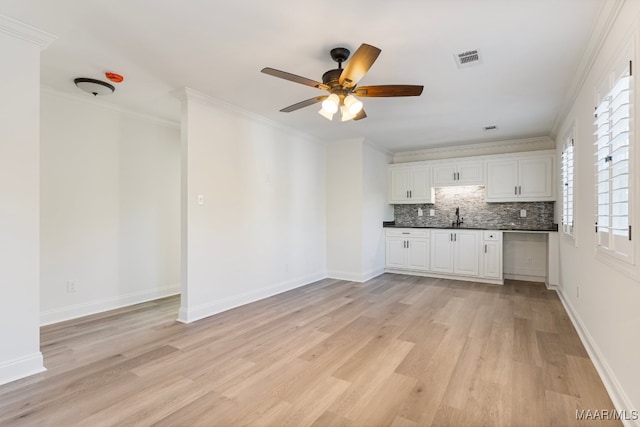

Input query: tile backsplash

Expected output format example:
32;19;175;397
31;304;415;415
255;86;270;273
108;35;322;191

393;186;555;229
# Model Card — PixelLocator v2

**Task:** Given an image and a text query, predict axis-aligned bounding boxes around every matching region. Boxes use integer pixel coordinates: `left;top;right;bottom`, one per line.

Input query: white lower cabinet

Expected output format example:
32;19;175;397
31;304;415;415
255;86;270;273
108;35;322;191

481;231;503;280
386;228;502;284
385;229;430;271
430;229;480;276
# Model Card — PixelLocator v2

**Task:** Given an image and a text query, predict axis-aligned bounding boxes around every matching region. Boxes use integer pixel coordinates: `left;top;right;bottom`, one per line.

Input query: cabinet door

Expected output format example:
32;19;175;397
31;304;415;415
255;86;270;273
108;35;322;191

518;156;553;200
431;230;454;273
409;166;433;202
486;159;519;201
432;165;457;187
385;237;407;269
457;161;484;185
389;168;410;203
453;230;480;276
482;241;502;279
407;238;430;271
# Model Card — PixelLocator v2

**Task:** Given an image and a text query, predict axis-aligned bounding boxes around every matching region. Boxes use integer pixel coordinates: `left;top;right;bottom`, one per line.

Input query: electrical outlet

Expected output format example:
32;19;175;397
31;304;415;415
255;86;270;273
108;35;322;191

417;208;423;217
520;209;527;218
429;209;435;216
67;281;77;293
197;194;205;206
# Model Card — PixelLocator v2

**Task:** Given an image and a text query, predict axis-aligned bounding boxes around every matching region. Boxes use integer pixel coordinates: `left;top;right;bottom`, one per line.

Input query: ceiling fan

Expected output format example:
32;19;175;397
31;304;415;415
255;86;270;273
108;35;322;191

261;43;423;122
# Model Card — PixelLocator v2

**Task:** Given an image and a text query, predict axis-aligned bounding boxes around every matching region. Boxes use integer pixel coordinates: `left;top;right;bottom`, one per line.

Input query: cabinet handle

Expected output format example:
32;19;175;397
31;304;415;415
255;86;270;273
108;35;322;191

515;186;518;195
407;240;409;248
402;232;410;234
409;190;412;198
406;190;409;198
484;244;487;253
519;186;522;195
456;172;459;180
450;233;453;241
454;233;457;242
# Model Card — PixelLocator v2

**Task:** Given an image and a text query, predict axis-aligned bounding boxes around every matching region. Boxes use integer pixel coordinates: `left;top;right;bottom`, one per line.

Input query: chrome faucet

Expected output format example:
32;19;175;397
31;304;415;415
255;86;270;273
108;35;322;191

453;207;464;228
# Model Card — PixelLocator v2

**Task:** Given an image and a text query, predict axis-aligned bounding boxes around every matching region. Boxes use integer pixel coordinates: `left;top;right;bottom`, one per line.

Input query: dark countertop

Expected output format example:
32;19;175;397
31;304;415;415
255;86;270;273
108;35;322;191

382;221;558;232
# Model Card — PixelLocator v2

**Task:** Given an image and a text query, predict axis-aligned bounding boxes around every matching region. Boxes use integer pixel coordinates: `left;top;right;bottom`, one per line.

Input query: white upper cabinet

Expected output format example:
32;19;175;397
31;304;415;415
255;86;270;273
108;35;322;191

389;168;411;202
432;160;484;187
485;154;554;202
389;150;554;204
389;165;434;204
518;157;553;199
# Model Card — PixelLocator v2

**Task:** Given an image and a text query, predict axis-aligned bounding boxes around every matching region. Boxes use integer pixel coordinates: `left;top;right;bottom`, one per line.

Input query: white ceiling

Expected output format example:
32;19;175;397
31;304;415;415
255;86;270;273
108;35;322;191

1;0;607;152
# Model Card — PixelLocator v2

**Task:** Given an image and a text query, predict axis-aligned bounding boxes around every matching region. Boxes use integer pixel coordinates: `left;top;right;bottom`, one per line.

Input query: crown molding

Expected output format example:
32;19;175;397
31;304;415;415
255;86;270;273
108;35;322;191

551;0;626;137
41;85;180;130
0;15;56;49
363;138;394;157
392;136;555;163
172;87;328;147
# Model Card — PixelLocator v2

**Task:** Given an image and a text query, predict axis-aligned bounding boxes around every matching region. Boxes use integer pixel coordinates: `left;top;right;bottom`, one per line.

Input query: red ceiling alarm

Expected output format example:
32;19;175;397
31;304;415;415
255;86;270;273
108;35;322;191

105;72;124;83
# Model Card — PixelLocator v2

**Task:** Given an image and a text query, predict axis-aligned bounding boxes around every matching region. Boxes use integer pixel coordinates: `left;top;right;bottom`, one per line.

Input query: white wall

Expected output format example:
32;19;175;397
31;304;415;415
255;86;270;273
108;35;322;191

555;1;640;416
0;15;54;385
362;143;394;278
177;89;326;323
326;138;392;281
327;139;364;279
39;90;180;325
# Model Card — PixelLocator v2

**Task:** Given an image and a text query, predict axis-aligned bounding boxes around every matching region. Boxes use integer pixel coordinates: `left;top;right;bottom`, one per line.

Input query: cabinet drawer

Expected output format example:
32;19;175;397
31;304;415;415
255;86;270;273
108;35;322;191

484;231;501;241
386;228;429;238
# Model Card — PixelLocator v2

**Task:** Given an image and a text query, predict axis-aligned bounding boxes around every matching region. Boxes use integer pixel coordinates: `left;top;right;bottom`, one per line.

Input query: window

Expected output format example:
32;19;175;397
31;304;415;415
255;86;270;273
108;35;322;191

562;132;574;236
593;53;633;263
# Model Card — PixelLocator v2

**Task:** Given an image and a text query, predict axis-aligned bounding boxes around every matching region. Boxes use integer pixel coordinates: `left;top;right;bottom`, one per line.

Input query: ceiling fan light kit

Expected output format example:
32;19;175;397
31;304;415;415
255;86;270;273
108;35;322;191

321;93;340;114
344;94;363;115
261;43;423;122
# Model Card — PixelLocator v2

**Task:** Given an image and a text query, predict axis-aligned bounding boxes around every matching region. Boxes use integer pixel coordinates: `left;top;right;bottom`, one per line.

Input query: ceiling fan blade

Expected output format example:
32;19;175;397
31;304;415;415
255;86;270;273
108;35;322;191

261;67;329;91
280;96;327;112
354;109;367;121
339;44;381;88
355;85;424;97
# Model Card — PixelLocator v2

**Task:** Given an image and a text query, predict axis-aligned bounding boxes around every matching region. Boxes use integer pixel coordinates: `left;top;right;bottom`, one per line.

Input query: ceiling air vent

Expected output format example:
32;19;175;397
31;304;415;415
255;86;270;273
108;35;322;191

454;49;482;68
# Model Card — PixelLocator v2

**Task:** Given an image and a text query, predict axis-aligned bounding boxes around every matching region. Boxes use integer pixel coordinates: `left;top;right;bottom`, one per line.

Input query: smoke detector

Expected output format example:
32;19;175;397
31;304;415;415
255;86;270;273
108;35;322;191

454;49;482;68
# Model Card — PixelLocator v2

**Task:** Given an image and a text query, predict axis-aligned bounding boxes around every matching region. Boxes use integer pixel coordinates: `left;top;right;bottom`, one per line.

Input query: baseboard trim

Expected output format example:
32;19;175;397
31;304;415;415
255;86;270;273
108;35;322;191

504;273;545;283
177;272;327;324
384;269;504;285
0;352;46;386
327;268;384;283
557;289;639;427
40;285;181;326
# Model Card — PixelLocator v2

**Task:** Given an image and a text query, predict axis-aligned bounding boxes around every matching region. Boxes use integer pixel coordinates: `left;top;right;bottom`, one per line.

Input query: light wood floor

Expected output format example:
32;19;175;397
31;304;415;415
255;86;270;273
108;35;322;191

0;274;619;426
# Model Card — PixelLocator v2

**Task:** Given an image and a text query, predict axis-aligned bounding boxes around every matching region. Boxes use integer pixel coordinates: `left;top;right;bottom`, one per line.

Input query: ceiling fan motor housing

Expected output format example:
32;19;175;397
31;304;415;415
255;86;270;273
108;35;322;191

322;69;343;88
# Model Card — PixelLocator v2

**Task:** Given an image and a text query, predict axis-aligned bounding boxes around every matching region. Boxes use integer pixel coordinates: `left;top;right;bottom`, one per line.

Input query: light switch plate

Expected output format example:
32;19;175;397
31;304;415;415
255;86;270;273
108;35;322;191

417;208;423;217
197;194;205;206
